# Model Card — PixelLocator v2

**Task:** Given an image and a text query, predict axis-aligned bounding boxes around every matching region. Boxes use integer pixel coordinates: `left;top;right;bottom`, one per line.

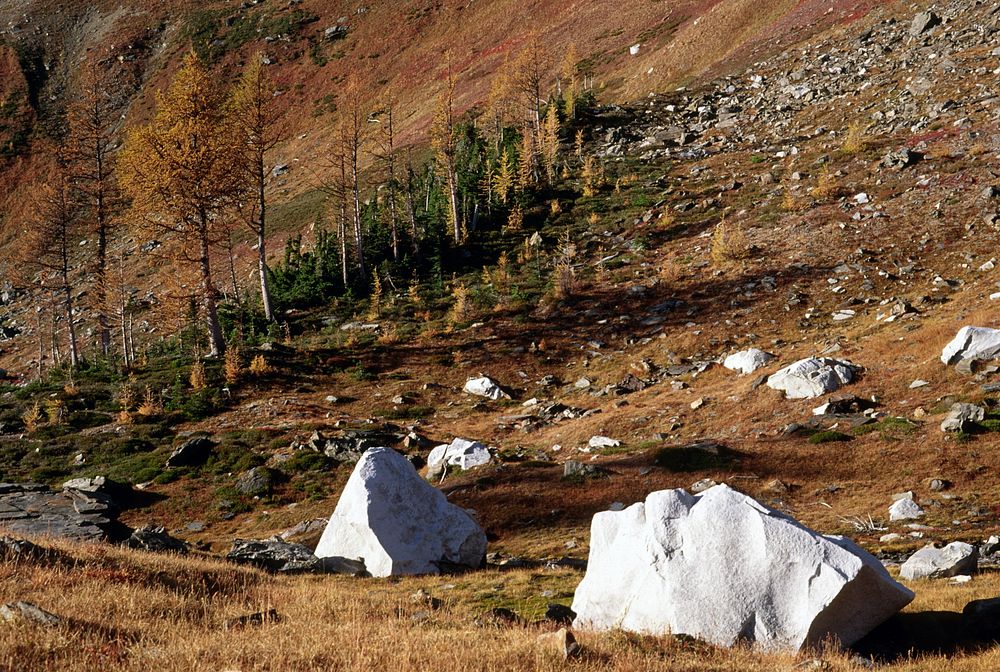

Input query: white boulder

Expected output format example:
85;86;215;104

426;438;491;480
463;376;510;400
723;349;776;375
941;326;1000;366
571;484;913;651
315;448;487;577
766;357;857;399
888;497;925;522
900;542;978;580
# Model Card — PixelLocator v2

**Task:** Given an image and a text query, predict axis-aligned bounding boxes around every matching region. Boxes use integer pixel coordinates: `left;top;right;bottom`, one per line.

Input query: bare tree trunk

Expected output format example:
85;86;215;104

338;152;349;288
63;283;79;368
35;306;44;380
350;142;366;276
406;162;419;258
198;217;225;357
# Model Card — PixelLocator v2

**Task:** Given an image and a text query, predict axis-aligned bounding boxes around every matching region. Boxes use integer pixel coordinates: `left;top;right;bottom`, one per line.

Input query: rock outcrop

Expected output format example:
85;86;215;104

315;448;486;577
0;483;129;542
571;484;913;651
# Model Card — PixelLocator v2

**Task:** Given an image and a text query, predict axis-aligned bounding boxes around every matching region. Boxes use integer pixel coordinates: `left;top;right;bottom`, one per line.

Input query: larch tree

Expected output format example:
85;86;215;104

512;38;547;133
118;52;240;358
339;78;368;277
372;97;400;261
431;68;462;243
229;54;281;323
67;62;120;357
22;162;82;369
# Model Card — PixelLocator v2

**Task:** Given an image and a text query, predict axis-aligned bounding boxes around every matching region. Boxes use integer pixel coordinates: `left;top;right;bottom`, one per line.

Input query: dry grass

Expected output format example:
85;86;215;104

3;536;1000;672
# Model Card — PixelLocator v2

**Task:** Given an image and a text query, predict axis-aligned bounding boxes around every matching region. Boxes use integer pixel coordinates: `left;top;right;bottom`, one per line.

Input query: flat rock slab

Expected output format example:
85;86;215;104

0;483;127;543
316;447;487;577
571;484;913;651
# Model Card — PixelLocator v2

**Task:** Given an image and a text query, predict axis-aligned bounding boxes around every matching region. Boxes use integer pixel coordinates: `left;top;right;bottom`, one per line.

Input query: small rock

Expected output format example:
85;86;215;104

0;601;60;627
223;608;280;631
536;627;581;660
166;437;217;468
940;403;984;433
545;603;577;626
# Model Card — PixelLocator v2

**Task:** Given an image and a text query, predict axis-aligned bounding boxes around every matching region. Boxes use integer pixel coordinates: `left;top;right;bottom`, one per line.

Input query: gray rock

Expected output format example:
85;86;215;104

0;601;60;627
900;542;978;580
909;11;940;37
234;467;273;496
165;437;217;468
127;524;188;554
940;403;984;433
228;538;366;575
0;483;128;542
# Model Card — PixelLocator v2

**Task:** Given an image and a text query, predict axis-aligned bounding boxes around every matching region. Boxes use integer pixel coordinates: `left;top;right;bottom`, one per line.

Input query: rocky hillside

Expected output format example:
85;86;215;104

5;0;1000;669
0;0;885;258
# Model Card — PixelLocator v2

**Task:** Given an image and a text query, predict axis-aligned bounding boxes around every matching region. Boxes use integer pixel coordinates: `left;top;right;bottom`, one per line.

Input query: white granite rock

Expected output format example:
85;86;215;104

766;357;856;399
941;326;1000;366
463;376;509;400
315;448;487;577
571;484;912;651
900;542;978;580
889;497;925;522
723;349;776;375
426;438;491;480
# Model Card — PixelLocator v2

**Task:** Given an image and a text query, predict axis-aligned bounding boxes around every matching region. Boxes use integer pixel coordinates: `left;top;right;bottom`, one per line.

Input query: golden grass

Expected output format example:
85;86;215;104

3;536;1000;672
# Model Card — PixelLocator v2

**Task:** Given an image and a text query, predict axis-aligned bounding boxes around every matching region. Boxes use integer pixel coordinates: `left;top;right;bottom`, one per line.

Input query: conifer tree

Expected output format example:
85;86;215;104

119;52;240;357
431;68;462;242
230;54;282;323
67;63;120;357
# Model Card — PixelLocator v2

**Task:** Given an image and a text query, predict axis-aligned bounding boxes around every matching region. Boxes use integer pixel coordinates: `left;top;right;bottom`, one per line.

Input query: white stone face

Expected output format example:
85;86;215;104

941;326;1000;365
723;349;776;375
315;448;487;577
463;376;509;400
766;357;856;399
426;438;491;479
571;484;913;651
900;542;978;580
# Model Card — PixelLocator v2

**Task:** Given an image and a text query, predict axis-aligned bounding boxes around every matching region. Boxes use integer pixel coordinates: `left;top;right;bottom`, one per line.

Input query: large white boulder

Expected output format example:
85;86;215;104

463;376;510;400
723;349;776;375
426;438;492;480
314;448;487;577
766;357;856;399
571;484;913;651
941;326;1000;366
